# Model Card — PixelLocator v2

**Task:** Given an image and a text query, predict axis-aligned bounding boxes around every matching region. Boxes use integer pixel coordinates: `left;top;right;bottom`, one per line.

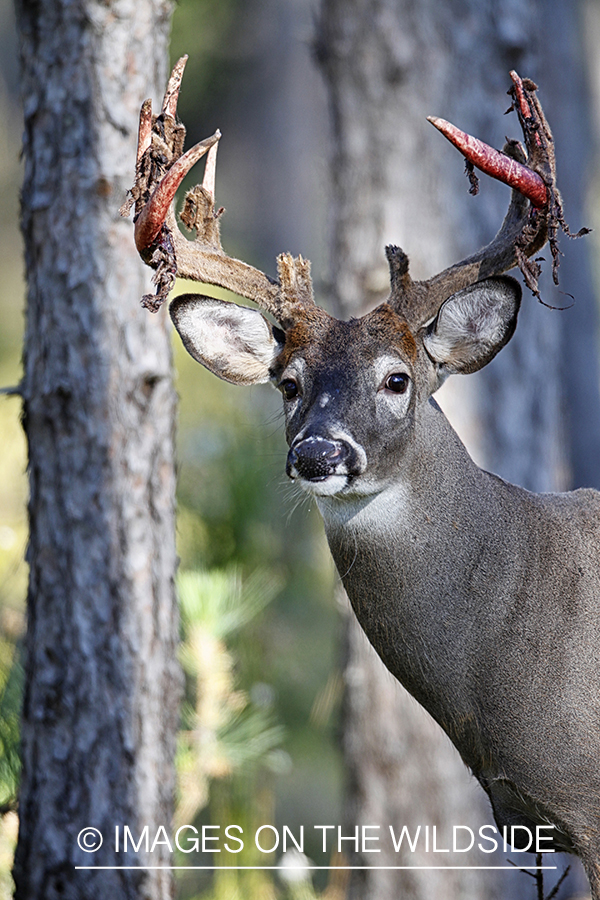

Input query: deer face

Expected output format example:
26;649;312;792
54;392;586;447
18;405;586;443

170;275;520;499
273;305;420;497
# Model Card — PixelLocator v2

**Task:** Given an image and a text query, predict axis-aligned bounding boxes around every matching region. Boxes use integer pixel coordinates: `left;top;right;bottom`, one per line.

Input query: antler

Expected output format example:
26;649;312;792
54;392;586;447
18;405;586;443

121;56;314;328
388;71;589;329
123;64;586;336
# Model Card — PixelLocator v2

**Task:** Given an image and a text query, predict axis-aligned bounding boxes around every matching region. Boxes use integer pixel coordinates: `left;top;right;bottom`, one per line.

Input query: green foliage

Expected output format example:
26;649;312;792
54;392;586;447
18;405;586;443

176;566;289;900
0;645;21;811
176;567;285;822
179;567;280;641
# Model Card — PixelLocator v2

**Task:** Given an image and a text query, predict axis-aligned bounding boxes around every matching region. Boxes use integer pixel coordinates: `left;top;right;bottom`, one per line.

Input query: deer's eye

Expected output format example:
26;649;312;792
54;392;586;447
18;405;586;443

385;373;410;394
280;378;299;400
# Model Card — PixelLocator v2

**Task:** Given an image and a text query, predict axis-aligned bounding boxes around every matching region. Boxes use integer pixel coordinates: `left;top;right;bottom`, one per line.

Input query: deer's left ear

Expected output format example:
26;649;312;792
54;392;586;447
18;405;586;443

170;294;285;385
423;276;522;376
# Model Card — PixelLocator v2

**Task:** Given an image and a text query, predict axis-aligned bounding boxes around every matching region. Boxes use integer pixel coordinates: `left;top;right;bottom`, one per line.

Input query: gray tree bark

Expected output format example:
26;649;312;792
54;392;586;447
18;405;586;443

13;2;180;898
316;2;599;899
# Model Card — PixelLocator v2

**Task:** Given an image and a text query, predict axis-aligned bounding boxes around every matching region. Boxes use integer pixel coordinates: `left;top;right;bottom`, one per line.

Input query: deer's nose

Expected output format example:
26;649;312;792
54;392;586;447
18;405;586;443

286;436;350;481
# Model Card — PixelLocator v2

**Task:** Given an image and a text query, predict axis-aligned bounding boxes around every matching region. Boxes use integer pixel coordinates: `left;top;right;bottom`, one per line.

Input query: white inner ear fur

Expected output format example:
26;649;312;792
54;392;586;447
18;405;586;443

423;278;520;375
170;295;283;386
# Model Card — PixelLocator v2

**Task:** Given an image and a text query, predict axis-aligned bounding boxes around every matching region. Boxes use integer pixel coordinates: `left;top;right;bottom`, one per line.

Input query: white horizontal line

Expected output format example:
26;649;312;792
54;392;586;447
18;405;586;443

75;865;557;871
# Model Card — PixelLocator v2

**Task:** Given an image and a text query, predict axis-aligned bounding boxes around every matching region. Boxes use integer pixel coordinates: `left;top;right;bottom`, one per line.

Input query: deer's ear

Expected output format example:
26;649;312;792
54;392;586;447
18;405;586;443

170;295;285;385
423;276;522;376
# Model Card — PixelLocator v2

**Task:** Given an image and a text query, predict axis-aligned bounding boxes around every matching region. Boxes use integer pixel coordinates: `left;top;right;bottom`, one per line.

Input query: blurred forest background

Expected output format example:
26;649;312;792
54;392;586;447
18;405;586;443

1;1;600;899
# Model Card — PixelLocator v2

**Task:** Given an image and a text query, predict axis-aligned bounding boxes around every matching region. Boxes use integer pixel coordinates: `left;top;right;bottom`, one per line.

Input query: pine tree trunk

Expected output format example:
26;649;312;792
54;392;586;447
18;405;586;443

13;2;180;897
316;2;599;898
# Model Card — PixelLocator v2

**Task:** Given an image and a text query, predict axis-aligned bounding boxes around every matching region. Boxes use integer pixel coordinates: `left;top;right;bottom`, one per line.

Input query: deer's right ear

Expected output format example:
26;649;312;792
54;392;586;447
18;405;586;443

170;295;285;386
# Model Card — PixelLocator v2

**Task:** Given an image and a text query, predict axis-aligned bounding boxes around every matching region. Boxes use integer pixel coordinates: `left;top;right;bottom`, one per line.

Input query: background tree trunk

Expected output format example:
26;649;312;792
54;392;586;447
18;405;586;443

316;1;599;899
13;2;180;897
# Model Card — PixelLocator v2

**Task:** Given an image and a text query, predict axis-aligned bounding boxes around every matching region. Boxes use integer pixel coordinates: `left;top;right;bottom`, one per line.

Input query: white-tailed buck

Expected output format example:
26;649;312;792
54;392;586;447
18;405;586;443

123;60;599;895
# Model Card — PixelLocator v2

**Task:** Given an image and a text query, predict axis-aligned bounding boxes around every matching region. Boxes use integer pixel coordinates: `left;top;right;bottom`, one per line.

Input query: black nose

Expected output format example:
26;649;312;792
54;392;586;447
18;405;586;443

286;436;350;481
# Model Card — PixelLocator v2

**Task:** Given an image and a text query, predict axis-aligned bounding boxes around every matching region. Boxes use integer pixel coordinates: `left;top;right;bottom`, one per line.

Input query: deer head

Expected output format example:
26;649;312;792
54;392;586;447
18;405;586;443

122;62;576;499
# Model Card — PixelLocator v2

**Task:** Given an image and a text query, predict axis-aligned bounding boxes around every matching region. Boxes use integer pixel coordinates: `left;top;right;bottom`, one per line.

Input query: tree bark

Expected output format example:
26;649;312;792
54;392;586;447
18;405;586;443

316;2;599;898
13;2;180;898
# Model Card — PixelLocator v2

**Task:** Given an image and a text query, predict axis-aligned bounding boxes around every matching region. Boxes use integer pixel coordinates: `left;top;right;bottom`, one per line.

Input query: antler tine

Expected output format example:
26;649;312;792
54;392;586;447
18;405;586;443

426;116;548;208
202;140;218;199
161;54;188;118
124;57;314;324
389;71;584;329
136;99;153;166
134;132;221;253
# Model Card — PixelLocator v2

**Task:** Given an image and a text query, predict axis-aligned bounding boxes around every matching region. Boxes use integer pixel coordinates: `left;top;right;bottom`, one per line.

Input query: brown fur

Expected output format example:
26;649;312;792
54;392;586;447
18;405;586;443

276;303;418;372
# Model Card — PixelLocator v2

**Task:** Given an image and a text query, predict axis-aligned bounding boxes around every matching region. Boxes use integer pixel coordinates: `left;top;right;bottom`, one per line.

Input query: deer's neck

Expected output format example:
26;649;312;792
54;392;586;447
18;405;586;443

316;398;526;761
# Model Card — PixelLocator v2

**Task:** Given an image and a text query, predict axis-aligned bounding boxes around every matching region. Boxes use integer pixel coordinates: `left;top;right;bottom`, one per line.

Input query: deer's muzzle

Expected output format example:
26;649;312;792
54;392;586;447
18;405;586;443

286;436;353;483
